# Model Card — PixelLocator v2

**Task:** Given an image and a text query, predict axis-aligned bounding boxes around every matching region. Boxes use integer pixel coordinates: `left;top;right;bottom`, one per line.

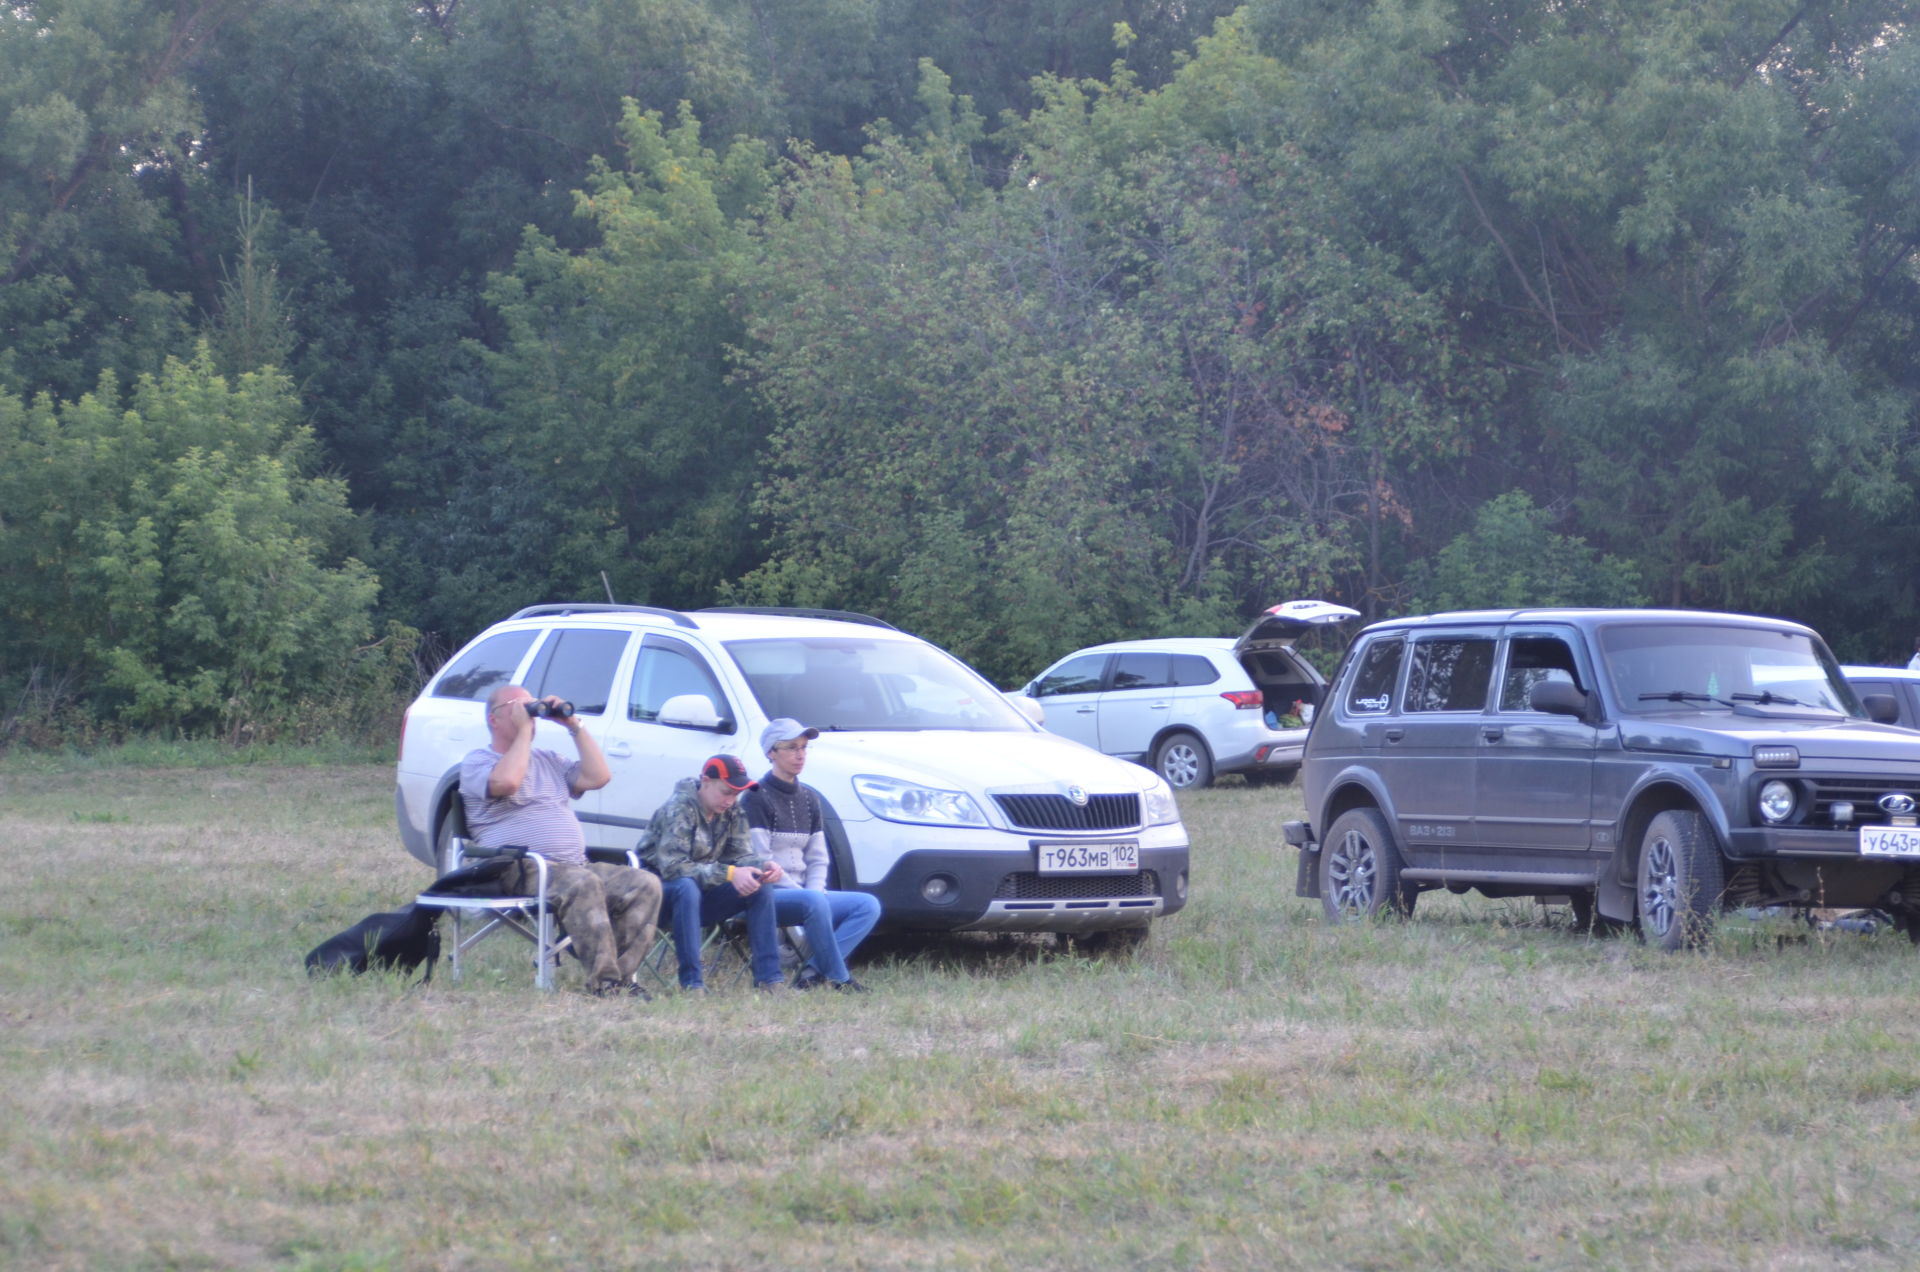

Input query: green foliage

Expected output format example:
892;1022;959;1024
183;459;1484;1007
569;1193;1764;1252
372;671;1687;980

0;348;410;739
1412;492;1646;611
3;0;1920;734
458;101;771;621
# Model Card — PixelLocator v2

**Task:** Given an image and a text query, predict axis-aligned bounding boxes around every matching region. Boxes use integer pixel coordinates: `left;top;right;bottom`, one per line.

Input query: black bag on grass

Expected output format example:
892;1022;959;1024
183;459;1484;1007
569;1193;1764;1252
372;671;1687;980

305;904;441;982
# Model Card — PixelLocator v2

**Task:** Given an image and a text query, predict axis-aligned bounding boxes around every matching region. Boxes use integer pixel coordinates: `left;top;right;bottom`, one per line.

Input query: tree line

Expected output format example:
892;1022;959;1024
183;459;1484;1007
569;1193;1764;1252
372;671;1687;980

3;0;1916;741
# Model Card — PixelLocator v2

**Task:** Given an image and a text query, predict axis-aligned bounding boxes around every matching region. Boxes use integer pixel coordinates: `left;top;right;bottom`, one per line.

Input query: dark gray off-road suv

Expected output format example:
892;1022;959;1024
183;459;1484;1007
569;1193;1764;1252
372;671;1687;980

1285;608;1920;949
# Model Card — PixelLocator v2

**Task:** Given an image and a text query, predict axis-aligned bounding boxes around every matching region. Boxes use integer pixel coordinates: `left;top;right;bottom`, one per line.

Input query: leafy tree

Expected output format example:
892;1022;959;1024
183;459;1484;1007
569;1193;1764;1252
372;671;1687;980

1240;0;1918;628
0;348;398;737
1412;492;1645;611
0;0;247;399
734;67;1184;682
435;101;772;626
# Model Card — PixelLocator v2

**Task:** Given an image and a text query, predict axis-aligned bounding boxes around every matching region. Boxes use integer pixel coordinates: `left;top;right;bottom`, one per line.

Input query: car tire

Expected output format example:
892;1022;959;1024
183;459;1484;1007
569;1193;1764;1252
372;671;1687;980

1320;807;1415;922
1635;809;1724;952
433;800;466;873
1154;732;1213;790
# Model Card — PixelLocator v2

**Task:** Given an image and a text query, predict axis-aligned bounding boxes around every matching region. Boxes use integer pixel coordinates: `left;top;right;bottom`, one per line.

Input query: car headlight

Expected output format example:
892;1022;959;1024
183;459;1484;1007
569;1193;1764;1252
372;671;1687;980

1758;779;1797;824
1143;775;1181;827
852;774;988;827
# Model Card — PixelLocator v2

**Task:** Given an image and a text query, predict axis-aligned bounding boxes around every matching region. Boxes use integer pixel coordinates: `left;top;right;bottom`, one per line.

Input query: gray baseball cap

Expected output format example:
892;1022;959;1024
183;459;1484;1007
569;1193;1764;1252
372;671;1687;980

760;718;820;753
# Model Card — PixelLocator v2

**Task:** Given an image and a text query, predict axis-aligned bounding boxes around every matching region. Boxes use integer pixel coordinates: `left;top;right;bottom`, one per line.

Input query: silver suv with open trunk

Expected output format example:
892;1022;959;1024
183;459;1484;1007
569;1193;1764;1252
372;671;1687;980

1285;607;1920;948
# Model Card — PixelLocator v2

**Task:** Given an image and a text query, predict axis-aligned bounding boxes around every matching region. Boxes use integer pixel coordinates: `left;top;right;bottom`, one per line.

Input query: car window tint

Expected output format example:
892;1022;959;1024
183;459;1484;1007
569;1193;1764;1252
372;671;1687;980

1408;638;1496;712
1170;655;1220;687
1851;679;1905;726
528;628;629;716
630;639;729;722
431;630;537;701
1111;652;1174;691
1500;636;1581;711
1346;637;1404;713
1034;654;1107;697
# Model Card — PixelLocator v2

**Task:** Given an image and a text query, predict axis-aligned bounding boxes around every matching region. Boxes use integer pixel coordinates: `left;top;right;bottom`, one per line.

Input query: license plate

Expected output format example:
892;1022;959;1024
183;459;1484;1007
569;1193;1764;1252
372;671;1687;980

1860;825;1920;857
1037;841;1139;874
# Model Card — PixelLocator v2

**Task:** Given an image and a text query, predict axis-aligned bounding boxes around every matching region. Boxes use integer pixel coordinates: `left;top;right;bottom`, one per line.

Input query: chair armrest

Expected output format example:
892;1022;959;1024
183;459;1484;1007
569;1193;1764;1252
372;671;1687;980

585;847;641;867
460;844;530;861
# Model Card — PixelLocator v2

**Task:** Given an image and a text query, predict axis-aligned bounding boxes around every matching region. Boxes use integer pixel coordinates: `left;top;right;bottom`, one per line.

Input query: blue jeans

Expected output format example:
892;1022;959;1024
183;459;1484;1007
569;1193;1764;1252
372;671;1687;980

661;875;783;988
769;886;882;983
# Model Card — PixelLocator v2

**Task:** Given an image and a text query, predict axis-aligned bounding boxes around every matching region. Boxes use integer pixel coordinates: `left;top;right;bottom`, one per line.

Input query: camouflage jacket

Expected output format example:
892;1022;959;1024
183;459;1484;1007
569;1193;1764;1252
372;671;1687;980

637;776;768;889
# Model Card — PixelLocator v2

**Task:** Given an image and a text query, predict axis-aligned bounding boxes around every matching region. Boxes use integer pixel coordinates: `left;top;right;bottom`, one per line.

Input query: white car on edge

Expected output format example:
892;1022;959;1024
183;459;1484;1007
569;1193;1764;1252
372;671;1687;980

396;604;1189;945
1023;600;1359;789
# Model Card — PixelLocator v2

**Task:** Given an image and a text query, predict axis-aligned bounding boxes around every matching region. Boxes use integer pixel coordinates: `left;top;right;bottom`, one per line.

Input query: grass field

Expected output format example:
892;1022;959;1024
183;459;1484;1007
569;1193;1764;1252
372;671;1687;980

6;761;1920;1270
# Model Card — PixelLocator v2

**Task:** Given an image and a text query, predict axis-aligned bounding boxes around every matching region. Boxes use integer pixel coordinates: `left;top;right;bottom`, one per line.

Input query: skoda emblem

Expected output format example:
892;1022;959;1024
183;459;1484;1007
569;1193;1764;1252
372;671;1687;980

1066;785;1089;807
1879;793;1917;816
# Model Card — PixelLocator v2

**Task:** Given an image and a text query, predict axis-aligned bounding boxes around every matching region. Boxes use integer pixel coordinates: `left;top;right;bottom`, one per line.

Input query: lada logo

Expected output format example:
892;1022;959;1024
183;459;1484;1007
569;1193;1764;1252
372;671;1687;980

1067;785;1089;806
1878;793;1917;816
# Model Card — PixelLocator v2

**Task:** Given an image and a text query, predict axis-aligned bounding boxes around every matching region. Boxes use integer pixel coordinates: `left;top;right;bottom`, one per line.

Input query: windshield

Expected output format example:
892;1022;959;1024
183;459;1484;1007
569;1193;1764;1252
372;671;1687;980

724;636;1033;732
1598;623;1861;717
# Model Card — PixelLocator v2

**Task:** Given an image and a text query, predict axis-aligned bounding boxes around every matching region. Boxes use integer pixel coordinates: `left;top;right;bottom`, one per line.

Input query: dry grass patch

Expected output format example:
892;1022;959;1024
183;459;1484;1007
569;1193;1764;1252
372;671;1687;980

5;769;1920;1269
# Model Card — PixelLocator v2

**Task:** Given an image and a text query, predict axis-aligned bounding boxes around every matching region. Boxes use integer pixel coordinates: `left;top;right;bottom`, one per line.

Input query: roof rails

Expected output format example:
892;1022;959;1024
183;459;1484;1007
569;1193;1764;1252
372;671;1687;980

508;602;697;629
696;606;898;631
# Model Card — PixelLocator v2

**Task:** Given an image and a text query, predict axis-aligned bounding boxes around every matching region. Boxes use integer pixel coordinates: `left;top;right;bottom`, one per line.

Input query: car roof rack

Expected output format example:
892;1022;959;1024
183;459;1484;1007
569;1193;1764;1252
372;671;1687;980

696;605;897;631
508;602;698;629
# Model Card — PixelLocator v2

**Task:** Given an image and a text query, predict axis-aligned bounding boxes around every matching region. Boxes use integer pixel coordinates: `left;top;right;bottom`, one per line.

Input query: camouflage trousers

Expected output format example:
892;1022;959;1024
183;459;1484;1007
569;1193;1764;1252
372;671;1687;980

504;860;661;985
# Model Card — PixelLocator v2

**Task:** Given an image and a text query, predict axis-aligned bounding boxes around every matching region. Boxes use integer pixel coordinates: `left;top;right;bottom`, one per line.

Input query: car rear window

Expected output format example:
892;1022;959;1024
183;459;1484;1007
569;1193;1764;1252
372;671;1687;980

1112;652;1173;690
1346;637;1404;714
1407;638;1496;712
1170;654;1219;687
431;630;538;701
524;628;630;717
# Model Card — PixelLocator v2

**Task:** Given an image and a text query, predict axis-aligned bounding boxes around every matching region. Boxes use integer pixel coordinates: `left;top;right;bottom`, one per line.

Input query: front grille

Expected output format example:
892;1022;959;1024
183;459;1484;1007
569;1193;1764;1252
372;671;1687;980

1804;777;1920;828
995;871;1159;900
993;792;1141;832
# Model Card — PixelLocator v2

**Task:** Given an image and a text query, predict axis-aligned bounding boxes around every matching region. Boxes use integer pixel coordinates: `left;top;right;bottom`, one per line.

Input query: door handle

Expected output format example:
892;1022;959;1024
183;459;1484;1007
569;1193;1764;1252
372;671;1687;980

1075;706;1096;714
604;741;632;758
1482;727;1504;742
1384;728;1404;743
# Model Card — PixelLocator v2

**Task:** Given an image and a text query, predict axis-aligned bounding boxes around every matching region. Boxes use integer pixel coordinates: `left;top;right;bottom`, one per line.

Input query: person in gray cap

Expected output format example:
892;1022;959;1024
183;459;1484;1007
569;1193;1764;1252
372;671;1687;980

744;718;881;992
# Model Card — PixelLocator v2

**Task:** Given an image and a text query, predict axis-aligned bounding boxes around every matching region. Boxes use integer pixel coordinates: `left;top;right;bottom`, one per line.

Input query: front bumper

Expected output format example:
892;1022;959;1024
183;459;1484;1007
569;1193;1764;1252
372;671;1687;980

863;844;1190;933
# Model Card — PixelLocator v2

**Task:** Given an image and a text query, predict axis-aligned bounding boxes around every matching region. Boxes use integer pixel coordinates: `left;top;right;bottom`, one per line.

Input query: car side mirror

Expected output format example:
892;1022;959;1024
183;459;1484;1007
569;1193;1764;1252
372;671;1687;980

1861;693;1899;725
658;693;727;731
1006;692;1045;727
1530;679;1592;722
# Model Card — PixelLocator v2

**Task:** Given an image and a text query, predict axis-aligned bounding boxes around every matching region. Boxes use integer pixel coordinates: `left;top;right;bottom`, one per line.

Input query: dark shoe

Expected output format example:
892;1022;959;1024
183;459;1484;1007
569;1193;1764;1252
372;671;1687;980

589;977;627;998
754;980;791;997
792;967;826;991
831;976;870;994
625;980;653;1002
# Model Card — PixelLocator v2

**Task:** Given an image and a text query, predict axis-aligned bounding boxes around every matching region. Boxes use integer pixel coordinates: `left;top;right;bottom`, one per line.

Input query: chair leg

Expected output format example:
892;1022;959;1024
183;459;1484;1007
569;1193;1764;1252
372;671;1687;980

447;906;464;984
534;907;555;991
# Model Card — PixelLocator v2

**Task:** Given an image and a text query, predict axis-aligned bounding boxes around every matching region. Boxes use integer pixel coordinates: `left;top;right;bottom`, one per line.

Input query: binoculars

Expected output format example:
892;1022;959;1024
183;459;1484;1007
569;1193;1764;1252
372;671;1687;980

522;699;575;720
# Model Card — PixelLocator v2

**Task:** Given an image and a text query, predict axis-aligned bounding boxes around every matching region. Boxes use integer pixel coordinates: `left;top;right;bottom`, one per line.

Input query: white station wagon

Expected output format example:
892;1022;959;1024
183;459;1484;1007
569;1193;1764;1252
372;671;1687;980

396;604;1190;943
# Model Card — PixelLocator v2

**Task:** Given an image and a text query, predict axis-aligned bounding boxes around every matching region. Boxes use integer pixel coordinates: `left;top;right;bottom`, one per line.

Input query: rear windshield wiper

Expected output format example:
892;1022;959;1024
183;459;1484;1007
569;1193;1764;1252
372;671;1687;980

1638;690;1736;708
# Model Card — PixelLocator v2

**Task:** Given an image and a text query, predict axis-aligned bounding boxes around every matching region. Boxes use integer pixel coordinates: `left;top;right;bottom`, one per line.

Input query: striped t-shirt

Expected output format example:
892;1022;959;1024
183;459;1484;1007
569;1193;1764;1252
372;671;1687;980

459;746;587;865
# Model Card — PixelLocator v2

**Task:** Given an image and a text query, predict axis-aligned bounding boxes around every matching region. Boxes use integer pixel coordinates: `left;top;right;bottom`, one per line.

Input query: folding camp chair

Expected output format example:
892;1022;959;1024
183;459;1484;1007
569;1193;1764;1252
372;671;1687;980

636;883;817;992
414;839;559;989
415;842;654;992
